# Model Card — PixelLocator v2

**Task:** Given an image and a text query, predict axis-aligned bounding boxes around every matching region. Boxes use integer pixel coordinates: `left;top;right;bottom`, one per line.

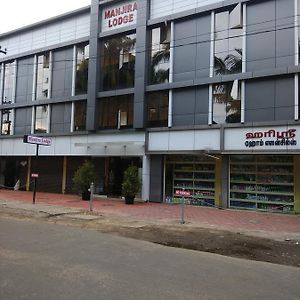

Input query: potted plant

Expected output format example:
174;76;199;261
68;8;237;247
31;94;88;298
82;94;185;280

122;165;141;204
73;160;96;200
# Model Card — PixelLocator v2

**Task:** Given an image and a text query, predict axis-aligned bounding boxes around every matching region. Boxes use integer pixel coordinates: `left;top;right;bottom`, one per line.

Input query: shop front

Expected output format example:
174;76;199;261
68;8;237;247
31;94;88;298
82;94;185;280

164;154;221;208
224;125;300;213
147;125;300;213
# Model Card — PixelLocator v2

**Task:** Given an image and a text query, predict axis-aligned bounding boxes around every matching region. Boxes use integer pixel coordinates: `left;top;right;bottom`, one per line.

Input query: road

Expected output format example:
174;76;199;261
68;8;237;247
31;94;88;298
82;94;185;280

0;217;299;300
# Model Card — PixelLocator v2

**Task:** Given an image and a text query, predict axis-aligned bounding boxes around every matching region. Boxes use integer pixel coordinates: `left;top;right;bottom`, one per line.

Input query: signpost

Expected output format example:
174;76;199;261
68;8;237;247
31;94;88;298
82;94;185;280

23;135;52;204
175;189;190;224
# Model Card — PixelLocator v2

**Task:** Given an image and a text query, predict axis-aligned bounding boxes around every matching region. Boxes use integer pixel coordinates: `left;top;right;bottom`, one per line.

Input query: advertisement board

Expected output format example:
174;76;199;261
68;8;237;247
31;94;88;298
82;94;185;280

224;126;300;152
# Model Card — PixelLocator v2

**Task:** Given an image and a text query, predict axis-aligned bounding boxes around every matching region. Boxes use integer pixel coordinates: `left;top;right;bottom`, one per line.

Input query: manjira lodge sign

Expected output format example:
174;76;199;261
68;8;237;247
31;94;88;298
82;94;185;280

102;1;138;31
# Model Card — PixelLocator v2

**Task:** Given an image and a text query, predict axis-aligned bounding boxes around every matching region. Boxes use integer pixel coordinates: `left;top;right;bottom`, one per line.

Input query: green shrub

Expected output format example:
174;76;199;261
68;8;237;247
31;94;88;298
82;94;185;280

73;160;96;193
122;165;141;197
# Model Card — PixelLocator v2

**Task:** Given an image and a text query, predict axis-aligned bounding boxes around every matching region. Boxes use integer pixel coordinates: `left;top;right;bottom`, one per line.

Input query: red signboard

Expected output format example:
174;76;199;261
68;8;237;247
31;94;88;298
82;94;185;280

175;190;191;197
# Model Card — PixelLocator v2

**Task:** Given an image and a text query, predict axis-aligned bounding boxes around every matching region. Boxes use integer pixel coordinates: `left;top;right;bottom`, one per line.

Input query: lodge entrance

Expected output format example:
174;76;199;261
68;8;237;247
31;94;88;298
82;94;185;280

104;157;141;197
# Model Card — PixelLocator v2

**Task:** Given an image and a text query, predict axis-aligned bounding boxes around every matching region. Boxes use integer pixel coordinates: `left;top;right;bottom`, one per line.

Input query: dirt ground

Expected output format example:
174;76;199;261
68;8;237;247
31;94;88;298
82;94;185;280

1;209;300;268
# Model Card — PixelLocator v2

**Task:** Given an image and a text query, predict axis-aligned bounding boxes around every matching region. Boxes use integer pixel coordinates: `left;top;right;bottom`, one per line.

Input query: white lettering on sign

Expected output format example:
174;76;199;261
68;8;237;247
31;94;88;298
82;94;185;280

175;190;191;197
102;1;137;32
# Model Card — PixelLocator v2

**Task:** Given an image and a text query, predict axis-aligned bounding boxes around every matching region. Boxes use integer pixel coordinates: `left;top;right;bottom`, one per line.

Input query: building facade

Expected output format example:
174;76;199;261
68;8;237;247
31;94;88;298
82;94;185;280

0;0;300;213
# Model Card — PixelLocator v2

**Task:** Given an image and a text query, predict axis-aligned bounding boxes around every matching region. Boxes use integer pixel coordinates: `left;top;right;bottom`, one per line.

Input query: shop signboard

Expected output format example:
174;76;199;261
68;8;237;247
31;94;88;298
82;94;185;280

175;190;191;197
224;126;300;151
101;0;138;32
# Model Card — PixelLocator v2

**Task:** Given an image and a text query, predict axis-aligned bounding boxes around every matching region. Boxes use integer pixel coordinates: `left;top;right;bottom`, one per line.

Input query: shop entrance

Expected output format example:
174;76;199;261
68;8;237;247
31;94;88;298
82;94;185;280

104;157;141;197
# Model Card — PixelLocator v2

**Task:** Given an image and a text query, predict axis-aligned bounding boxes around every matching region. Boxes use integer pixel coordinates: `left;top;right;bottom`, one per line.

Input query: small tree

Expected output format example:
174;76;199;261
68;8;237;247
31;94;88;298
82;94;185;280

73;160;96;199
122;165;141;204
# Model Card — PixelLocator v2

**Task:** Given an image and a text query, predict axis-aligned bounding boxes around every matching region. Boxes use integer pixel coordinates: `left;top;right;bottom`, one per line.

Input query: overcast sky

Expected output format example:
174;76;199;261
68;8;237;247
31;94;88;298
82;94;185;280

0;0;91;34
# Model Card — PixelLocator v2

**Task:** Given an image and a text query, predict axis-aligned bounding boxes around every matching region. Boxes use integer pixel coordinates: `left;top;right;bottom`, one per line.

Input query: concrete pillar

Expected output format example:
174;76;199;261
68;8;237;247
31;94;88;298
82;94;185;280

87;0;101;131
142;155;150;201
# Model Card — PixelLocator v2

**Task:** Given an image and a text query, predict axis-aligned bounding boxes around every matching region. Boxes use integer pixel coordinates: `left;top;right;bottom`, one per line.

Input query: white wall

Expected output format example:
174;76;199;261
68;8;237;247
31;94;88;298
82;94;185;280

150;0;222;19
0;132;145;157
0;13;90;59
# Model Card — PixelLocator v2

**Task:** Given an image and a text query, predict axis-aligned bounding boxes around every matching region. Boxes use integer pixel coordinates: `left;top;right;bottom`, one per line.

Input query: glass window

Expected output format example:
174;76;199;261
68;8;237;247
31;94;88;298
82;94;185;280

3;61;15;104
213;80;241;124
74;101;87;131
101;33;136;90
34;105;48;133
36;52;50;99
75;44;89;95
98;95;133;129
1;109;13;135
214;4;243;76
147;91;169;127
149;23;171;84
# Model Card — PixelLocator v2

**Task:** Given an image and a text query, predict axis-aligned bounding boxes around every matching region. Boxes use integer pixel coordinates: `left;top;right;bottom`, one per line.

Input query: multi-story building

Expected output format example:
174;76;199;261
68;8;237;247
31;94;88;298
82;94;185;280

0;0;299;213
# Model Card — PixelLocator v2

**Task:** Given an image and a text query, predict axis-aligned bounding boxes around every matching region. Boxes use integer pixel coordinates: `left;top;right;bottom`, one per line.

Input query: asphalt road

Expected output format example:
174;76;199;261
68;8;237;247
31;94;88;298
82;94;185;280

0;217;300;300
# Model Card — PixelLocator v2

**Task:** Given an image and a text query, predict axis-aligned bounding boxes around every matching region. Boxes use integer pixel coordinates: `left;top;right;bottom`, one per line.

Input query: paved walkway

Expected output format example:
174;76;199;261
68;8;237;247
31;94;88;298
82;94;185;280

0;189;300;240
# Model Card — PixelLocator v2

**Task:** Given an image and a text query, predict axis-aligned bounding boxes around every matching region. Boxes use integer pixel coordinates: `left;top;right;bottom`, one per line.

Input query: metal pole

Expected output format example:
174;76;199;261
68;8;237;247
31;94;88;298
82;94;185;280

180;196;185;224
89;182;94;212
32;144;39;204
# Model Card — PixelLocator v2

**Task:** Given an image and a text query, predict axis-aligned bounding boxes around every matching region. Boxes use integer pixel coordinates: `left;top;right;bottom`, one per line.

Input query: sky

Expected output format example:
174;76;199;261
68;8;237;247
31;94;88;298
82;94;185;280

0;0;91;34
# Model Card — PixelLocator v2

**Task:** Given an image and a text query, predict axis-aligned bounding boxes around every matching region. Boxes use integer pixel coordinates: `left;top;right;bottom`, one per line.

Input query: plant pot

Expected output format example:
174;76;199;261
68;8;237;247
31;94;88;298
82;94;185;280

125;195;135;205
82;190;91;201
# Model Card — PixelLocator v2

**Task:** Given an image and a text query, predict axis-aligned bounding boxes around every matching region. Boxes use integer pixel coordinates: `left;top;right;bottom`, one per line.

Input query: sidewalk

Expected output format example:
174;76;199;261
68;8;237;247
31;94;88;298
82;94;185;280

0;189;300;241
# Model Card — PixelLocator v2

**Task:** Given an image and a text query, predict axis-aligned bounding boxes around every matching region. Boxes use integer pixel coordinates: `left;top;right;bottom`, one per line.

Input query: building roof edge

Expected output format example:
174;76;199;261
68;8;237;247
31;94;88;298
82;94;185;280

0;5;91;39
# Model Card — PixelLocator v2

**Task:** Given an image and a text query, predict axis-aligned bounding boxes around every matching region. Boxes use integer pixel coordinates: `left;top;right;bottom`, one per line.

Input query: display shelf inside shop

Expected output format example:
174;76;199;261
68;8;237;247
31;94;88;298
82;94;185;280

170;156;216;207
229;155;294;213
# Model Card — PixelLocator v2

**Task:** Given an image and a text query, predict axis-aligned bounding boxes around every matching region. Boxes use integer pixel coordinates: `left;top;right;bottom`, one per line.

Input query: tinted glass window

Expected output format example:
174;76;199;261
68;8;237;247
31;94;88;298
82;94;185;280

1;109;13;135
36;52;50;99
147;91;169;127
75;44;89;95
101;33;136;90
3;61;15;104
74;101;87;131
213;81;241;124
98;95;133;129
150;23;170;84
214;4;243;76
35;105;48;133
